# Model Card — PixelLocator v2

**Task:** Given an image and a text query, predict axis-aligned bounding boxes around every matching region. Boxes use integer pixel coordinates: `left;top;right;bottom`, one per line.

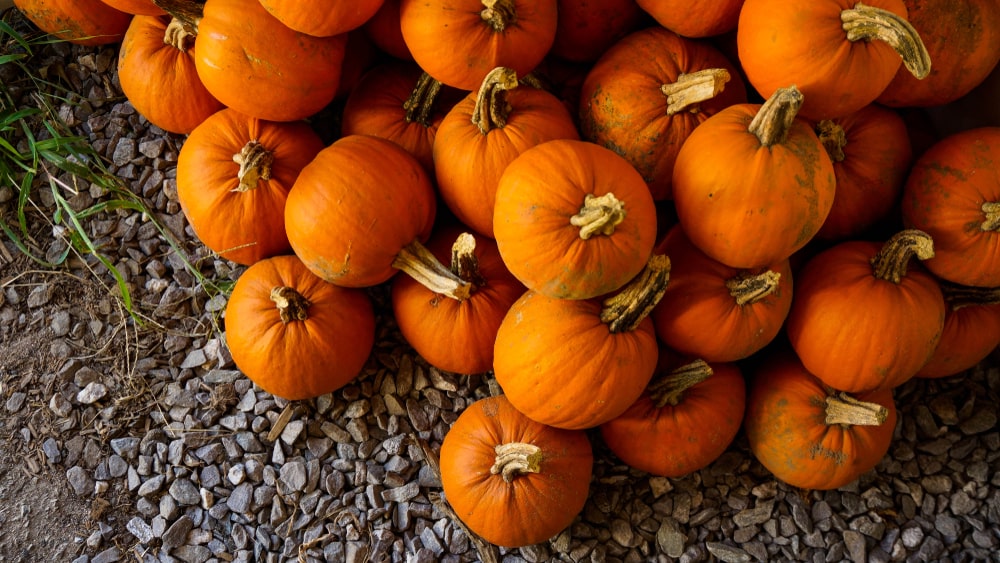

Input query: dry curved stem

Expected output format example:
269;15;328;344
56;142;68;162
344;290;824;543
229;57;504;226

481;0;518;32
403;72;443;127
870;229;935;284
152;0;203;33
841;2;931;80
726;270;782;306
981;202;1000;232
570;193;627;240
490;442;542;482
825;392;888;426
940;280;1000;311
393;240;474;301
660;69;731;116
601;254;672;334
232;140;274;193
164;17;196;52
451;233;486;288
748;86;803;147
649;359;713;408
816;119;847;163
471;67;520;134
270;286;310;324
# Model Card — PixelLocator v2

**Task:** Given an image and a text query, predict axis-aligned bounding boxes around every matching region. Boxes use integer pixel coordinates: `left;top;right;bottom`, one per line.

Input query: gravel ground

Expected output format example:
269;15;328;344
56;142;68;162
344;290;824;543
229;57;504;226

2;14;1000;563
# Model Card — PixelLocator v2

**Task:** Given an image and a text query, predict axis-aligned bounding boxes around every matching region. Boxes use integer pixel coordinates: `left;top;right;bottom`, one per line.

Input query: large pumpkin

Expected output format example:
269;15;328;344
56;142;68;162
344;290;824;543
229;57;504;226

224;255;376;400
99;0;164;15
13;0;132;45
439;394;593;548
916;283;1000;379
635;0;744;38
257;0;385;37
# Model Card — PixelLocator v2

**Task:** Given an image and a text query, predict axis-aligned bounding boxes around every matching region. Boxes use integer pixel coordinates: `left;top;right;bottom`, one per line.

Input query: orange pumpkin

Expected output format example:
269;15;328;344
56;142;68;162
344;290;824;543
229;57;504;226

636;0;744;38
257;0;385;37
600;355;745;477
13;0;132;45
916;283;1000;379
494;139;658;300
439;394;593;548
362;0;412;60
745;350;897;490
176;108;325;266
549;0;644;62
99;0;164;15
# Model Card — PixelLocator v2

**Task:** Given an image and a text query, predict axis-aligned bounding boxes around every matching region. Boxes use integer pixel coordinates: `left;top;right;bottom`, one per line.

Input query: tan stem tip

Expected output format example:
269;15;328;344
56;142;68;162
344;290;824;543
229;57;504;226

270;286;310;323
661;68;731;116
841;2;931;79
571;193;627;240
825;392;888;426
490;442;542;482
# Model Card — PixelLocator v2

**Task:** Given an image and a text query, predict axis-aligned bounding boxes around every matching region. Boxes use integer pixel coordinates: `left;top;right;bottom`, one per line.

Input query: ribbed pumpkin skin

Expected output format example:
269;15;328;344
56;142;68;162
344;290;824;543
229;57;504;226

13;0;132;46
176;109;324;266
194;0;347;122
745;352;897;490
439;395;593;548
284;135;437;288
901;127;1000;287
916;298;1000;379
118;16;225;135
224;255;376;401
257;0;385;37
636;0;744;38
98;0;164;15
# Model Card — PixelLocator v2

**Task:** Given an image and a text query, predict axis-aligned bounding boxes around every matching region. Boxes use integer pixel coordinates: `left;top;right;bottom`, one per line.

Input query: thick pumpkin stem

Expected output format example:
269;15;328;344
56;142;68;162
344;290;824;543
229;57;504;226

660;69;732;116
825;392;888;426
472;67;520;134
816;120;847;163
232;141;274;193
270;286;310;324
393;240;474;301
981;202;1000;232
870;229;935;284
601;254;672;334
841;2;931;80
571;193;627;240
490;442;542;483
481;0;517;32
649;359;713;408
402;72;443;127
726;270;782;306
941;281;1000;311
451;233;487;288
152;0;202;33
164;17;196;52
748;86;803;148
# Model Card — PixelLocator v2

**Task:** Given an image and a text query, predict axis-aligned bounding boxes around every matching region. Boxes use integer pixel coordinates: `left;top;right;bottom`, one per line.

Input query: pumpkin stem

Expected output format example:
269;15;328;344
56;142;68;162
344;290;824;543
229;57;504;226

981;202;1000;232
748;85;803;148
816;120;847;163
481;0;517;32
649;359;713;408
402;72;443;127
841;2;931;80
601;254;672;334
152;0;202;33
870;229;935;284
164;17;196;52
471;67;520;135
518;73;547;90
393;240;474;301
940;280;1000;311
660;68;732;116
726;270;782;306
270;286;310;324
232;140;274;193
824;392;888;426
490;442;542;482
451;233;487;288
570;193;627;240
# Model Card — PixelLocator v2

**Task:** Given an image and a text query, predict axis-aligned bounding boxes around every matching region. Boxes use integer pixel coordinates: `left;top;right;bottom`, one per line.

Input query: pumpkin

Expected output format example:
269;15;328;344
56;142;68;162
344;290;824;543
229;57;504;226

635;0;744;38
117;16;224;134
745;350;897;490
100;0;164;15
813;104;913;241
900;127;1000;288
224;254;376;400
493;255;669;429
176;108;325;266
390;227;526;375
284;135;437;288
600;355;745;477
13;0;132;45
650;225;792;363
671;86;836;269
579;26;747;201
439;394;593;548
877;0;1000;108
257;0;385;37
362;0;412;60
399;0;558;91
737;0;931;120
916;283;1000;379
549;0;644;63
192;0;347;122
434;67;580;239
785;229;946;393
494;139;658;300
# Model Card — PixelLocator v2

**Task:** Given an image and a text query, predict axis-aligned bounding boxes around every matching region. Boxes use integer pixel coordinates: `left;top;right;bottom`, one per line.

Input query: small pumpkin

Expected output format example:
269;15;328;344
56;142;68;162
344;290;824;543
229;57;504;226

916;283;1000;379
439;394;593;548
745;350;897;490
600;355;746;477
635;0;744;38
100;0;164;15
13;0;132;45
549;0;644;62
257;0;385;37
362;0;412;60
224;255;376;400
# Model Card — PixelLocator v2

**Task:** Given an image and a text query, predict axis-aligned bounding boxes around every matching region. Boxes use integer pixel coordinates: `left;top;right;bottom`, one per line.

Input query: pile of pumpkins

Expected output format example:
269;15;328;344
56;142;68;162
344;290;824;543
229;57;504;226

14;0;1000;549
